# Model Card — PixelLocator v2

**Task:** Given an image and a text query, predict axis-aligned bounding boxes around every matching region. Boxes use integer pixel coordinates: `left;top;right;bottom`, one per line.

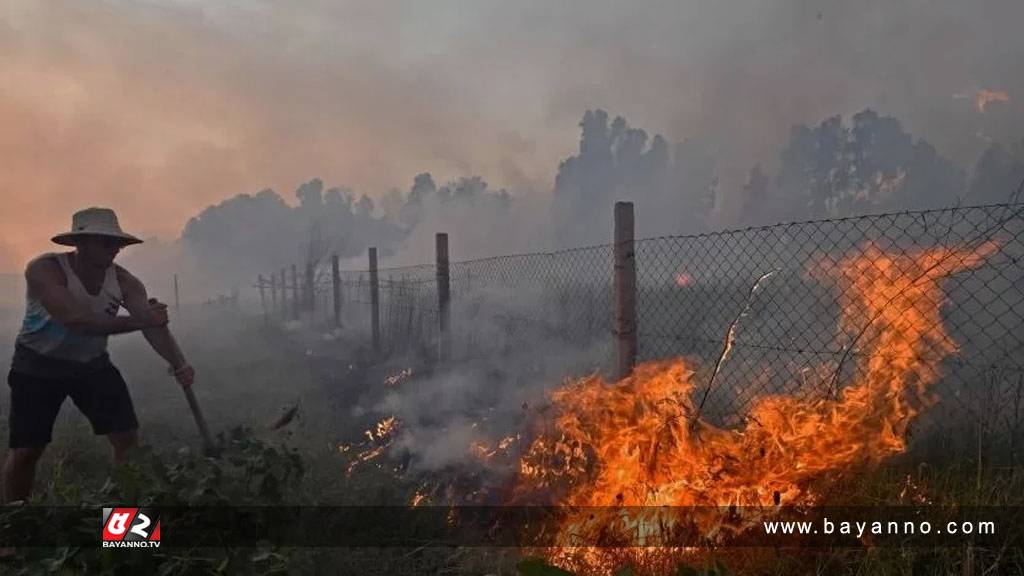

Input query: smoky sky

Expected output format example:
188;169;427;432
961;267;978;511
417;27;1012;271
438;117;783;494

1;0;1022;271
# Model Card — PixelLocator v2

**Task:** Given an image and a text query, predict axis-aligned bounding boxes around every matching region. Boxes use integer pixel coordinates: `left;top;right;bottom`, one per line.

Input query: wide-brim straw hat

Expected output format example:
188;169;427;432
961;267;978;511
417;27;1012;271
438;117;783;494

51;207;143;247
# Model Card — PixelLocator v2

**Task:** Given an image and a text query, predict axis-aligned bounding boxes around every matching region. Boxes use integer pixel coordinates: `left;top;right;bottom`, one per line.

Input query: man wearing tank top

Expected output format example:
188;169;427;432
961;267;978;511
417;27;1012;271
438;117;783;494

2;208;195;505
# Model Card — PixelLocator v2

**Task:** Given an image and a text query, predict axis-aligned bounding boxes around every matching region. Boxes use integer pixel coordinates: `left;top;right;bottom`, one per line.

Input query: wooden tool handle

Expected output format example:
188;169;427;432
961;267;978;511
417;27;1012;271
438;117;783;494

182;384;215;452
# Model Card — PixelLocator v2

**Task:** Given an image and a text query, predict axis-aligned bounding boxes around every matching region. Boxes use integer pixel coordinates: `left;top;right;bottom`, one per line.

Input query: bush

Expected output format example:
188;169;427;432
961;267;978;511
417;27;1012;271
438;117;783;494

1;426;310;575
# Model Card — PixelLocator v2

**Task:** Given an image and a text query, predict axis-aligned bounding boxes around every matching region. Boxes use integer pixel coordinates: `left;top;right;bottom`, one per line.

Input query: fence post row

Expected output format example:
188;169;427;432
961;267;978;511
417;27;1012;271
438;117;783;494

614;201;637;381
436;233;451;362
369;247;381;354
256;203;630;375
260;202;631;373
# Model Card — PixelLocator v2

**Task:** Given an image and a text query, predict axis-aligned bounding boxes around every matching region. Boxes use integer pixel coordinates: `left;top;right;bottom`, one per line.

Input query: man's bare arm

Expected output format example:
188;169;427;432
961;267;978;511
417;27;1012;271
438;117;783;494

26;257;164;335
116;267;189;370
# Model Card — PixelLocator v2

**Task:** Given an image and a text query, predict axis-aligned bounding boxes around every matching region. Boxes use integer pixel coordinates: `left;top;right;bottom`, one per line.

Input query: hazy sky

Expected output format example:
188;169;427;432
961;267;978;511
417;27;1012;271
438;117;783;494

2;0;1021;272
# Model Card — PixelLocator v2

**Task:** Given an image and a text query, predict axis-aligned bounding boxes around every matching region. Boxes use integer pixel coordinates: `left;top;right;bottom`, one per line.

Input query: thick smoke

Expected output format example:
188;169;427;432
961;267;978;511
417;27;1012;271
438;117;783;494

159;103;1023;300
156;172;531;293
769;110;967;221
551;110;716;246
366;280;614;473
5;0;1024;273
302;107;1020;472
382;174;545;266
174;179;398;289
969;140;1024;204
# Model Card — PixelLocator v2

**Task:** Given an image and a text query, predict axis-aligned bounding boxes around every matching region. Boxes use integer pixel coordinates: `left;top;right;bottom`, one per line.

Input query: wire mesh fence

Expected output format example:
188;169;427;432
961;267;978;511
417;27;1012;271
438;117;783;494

261;202;1024;465
632;204;1024;464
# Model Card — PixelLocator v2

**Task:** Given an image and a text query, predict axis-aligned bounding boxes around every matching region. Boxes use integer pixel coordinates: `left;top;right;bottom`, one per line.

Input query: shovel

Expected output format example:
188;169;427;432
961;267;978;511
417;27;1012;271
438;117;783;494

157;301;219;456
181;383;218;456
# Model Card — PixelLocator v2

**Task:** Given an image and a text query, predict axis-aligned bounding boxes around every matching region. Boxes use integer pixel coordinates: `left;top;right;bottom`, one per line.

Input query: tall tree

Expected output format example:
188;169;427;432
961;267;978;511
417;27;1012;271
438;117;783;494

553;110;718;245
776;109;964;220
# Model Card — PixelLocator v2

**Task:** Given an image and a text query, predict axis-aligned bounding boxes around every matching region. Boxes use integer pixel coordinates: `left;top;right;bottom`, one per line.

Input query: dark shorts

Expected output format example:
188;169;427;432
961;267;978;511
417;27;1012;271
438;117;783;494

7;350;139;448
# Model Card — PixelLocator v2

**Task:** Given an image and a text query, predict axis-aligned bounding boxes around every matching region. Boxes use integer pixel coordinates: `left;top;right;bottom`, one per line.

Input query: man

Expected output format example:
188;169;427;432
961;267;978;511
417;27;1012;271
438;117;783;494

2;207;195;504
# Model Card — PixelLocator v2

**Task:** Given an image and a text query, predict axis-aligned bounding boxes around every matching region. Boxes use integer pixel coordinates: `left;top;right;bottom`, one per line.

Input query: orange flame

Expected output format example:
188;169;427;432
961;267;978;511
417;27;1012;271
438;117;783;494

369;416;397;441
341;415;400;475
513;242;995;570
470;434;520;462
410;490;428;507
976;89;1009;113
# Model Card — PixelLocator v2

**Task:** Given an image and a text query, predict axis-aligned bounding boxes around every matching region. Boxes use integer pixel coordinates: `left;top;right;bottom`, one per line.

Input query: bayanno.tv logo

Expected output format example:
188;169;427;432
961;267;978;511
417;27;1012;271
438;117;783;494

102;508;161;548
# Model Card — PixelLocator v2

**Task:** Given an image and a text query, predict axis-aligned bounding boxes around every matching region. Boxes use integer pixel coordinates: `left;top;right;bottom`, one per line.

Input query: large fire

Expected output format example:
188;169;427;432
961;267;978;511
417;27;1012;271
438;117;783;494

512;242;995;570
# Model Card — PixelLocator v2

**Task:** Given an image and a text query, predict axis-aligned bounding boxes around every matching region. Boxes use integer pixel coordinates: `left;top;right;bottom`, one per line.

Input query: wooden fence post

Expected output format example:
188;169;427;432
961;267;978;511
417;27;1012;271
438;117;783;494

173;273;180;316
270;272;278;316
369;247;380;354
291;264;299;320
614;201;637;380
258;274;268;325
305;261;315;312
436;233;451;361
402;275;413;350
331;254;341;327
387;274;394;350
278;268;287;319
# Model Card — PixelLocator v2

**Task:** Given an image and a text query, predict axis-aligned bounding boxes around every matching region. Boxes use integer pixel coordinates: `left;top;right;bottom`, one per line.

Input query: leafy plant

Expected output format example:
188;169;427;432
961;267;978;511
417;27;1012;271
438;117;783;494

1;426;308;575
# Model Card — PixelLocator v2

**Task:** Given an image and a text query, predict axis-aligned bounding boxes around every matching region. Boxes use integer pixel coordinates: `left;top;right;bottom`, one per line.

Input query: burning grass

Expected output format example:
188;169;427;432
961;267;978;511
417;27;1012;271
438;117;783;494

8;250;1018;576
333;242;1016;574
326;240;1020;576
509;242;1000;573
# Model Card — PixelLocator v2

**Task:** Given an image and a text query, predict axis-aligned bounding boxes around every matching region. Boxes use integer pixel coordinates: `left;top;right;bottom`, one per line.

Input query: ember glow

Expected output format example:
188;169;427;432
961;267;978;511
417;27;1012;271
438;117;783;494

341;415;400;475
410;490;427;507
469;434;520;462
368;416;397;441
512;242;994;569
976;89;1010;113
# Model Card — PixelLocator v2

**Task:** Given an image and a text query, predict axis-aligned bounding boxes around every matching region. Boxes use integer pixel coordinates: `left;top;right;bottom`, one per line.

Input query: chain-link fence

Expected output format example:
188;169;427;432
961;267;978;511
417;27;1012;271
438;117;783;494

632;204;1024;465
262;202;1024;465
